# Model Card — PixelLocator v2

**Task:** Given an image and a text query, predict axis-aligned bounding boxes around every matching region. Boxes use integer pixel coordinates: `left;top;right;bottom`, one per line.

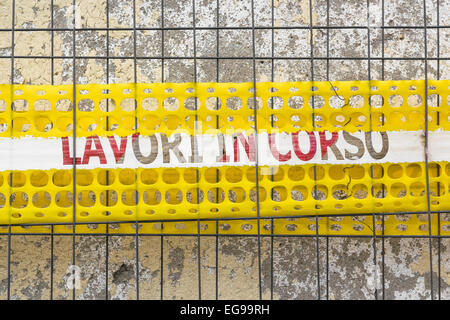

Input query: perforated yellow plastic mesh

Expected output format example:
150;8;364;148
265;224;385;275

0;80;448;236
0;79;447;137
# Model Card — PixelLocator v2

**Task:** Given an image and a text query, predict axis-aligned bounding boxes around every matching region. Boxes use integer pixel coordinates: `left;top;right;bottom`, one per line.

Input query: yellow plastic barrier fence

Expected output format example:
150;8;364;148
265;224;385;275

0;79;448;236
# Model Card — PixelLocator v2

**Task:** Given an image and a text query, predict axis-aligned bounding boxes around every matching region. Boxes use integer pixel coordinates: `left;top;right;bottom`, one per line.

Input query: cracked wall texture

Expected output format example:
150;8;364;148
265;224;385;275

0;0;449;300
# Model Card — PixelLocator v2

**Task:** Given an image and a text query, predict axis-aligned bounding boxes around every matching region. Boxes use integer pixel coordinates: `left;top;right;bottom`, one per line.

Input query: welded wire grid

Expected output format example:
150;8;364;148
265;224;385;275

0;0;449;300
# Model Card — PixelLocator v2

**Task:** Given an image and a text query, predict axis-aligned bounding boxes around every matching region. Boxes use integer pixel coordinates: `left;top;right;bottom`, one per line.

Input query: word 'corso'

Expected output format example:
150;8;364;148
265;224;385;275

61;130;389;166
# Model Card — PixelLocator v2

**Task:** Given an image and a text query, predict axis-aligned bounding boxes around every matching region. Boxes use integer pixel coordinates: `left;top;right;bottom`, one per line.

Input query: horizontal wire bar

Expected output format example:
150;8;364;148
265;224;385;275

1;25;449;32
3;56;449;60
0;210;448;228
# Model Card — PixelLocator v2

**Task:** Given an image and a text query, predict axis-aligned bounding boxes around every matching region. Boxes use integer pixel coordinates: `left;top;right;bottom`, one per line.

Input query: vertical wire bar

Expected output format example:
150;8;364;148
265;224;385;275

132;0;140;300
436;0;441;301
422;0;435;301
215;0;220;301
7;224;11;300
160;0;165;301
160;223;164;300
382;208;385;299
192;0;202;300
105;0;110;300
367;0;379;301
381;0;386;300
270;217;274;300
7;0;15;301
50;0;55;301
309;0;321;300
325;232;329;300
381;0;385;79
270;0;275;302
325;0;330;301
71;0;77;300
250;0;263;300
50;224;54;300
215;220;218;300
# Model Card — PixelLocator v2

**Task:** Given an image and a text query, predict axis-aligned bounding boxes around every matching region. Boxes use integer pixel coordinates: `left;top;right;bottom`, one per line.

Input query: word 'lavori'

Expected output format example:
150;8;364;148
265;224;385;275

61;130;391;167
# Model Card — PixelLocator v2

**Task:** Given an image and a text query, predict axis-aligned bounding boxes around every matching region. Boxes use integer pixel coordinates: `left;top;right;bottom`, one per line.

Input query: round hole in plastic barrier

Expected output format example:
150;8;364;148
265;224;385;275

140;170;158;185
32;191;51;208
12;212;22;219
162;169;180;184
13;117;31;132
31;170;49;187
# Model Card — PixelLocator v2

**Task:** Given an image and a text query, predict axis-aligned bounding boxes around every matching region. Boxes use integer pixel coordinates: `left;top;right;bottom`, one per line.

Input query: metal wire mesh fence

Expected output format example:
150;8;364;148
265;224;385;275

0;0;448;300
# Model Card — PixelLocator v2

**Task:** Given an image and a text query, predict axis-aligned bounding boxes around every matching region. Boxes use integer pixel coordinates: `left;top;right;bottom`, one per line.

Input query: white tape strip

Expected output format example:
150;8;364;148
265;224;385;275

2;130;443;171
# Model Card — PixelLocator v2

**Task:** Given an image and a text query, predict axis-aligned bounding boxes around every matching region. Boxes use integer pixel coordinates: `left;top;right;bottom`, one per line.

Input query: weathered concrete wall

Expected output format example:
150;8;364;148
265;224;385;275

0;0;448;299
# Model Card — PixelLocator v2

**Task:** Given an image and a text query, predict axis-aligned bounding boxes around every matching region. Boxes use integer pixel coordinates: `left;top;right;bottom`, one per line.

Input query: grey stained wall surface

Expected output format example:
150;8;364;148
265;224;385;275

0;0;449;300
